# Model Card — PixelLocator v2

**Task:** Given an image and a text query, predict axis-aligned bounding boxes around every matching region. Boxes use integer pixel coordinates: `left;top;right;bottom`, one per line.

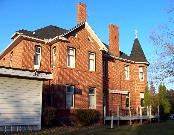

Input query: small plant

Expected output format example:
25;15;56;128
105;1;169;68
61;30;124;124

42;107;57;126
72;109;100;126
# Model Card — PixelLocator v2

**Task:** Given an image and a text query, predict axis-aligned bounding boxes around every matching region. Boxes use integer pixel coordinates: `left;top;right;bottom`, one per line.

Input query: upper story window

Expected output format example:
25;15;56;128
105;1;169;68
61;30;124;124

67;47;75;68
124;65;130;80
66;85;74;109
139;67;144;81
10;51;13;67
89;52;96;71
34;46;41;69
89;87;96;109
140;92;144;107
52;47;56;67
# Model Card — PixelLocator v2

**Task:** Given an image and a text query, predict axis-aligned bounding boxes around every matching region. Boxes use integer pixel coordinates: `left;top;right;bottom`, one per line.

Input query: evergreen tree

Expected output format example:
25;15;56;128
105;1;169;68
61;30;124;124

144;85;150;107
149;81;158;114
158;83;171;120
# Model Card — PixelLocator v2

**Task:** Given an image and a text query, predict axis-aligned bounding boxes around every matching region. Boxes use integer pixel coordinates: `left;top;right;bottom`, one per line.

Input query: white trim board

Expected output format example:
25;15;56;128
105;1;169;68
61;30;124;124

0;67;52;80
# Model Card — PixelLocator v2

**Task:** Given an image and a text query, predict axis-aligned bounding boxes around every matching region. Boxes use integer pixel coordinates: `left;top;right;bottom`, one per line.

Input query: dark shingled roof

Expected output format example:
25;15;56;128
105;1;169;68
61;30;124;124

103;43;131;60
17;25;68;40
120;51;131;60
130;38;148;62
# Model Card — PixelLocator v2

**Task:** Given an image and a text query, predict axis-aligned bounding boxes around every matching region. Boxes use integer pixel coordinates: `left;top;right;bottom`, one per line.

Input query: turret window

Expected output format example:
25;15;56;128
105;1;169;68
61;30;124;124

139;67;144;81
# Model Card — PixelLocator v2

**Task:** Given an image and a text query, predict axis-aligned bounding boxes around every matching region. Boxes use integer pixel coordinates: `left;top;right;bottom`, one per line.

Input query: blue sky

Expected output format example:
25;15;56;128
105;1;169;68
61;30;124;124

0;0;171;87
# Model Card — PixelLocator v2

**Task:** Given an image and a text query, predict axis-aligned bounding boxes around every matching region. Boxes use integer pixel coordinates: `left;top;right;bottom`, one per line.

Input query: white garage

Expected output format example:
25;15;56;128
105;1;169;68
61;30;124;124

0;67;52;132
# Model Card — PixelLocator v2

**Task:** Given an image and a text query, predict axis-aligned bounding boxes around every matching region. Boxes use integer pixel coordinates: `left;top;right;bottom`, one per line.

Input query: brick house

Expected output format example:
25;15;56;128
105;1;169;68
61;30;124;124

0;2;148;122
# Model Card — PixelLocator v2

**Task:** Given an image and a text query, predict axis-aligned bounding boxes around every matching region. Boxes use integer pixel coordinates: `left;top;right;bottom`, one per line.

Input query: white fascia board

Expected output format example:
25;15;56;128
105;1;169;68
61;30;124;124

135;62;150;65
0;68;53;80
85;22;108;51
21;35;46;43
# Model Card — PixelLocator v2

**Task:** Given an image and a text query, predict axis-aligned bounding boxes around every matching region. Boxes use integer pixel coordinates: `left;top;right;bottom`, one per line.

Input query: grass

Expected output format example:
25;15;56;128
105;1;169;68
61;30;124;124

4;121;174;135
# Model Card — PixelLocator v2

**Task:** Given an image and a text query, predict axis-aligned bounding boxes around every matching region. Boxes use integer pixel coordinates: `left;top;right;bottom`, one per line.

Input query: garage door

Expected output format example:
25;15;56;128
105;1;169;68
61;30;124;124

0;76;42;131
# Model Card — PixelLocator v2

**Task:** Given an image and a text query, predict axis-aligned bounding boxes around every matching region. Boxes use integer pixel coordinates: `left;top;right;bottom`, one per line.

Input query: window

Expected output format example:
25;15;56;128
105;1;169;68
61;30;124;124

89;88;96;109
124;65;129;80
139;67;144;81
67;47;75;68
66;85;74;109
126;96;129;107
140;92;144;107
34;46;41;68
52;47;56;67
126;93;130;107
89;52;96;71
10;51;13;67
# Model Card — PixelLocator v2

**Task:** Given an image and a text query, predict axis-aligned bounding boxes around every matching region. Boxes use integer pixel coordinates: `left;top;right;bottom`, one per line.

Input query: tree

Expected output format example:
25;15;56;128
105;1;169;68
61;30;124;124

149;81;158;114
158;83;171;120
167;89;174;113
150;1;174;84
144;85;150;107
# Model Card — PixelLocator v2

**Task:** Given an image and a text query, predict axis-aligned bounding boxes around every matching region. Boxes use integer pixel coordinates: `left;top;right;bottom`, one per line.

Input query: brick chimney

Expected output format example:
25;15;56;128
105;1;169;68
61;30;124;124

77;2;87;23
109;24;119;56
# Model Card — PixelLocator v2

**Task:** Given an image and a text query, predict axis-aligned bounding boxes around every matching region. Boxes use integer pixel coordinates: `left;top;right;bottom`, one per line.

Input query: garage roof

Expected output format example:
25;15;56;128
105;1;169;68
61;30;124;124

0;67;52;80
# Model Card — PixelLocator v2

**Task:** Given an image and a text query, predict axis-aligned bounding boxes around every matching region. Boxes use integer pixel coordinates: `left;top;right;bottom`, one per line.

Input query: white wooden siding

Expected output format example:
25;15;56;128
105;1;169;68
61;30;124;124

0;77;42;129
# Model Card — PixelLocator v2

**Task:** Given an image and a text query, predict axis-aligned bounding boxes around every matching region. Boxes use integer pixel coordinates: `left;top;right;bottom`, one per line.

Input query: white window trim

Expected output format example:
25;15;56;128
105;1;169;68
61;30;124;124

89;52;96;72
89;88;96;109
34;46;41;69
52;47;56;68
67;47;76;68
66;85;75;109
124;65;130;80
139;67;144;81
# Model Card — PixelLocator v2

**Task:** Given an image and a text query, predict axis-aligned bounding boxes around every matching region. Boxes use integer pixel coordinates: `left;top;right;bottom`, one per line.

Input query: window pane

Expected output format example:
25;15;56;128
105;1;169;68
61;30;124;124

34;46;41;66
67;48;75;68
66;86;74;109
89;88;95;94
89;88;96;109
66;94;73;108
89;53;95;71
89;95;95;108
35;47;41;53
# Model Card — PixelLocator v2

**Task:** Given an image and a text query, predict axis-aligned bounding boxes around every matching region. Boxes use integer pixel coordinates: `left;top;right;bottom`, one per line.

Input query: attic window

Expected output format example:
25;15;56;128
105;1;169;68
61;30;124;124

87;36;93;42
75;34;78;38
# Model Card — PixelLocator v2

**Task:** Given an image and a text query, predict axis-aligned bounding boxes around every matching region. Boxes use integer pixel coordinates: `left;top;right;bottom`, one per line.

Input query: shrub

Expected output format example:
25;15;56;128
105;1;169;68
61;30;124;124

72;109;100;126
42;107;57;126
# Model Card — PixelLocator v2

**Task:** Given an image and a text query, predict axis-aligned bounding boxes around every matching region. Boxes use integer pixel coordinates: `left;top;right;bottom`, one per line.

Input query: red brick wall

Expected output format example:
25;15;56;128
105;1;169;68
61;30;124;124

0;40;24;68
0;39;51;72
105;58;148;115
44;28;103;115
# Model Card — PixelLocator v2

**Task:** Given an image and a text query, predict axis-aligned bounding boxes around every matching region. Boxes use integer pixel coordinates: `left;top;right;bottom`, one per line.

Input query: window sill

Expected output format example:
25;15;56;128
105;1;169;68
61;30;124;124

67;66;75;69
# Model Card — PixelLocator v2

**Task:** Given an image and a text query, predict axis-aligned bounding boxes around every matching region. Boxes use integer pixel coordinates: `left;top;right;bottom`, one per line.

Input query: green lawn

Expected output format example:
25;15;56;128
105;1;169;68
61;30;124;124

6;121;174;135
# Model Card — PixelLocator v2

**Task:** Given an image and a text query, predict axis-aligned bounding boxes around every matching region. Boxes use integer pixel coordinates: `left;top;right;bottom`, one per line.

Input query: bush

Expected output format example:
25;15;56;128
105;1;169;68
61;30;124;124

42;107;57;126
72;109;100;126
